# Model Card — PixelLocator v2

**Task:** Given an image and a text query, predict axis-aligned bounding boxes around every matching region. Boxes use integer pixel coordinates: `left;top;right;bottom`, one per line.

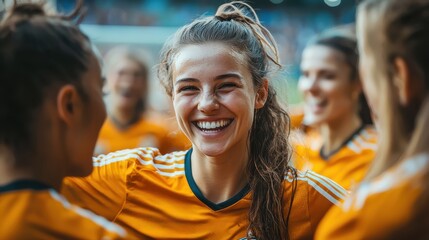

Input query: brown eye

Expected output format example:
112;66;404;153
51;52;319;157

301;70;309;78
179;85;199;92
219;83;237;89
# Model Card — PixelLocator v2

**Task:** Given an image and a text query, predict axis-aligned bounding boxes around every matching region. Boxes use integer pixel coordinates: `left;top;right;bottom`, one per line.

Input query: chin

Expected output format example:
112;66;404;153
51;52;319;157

197;145;226;157
303;114;324;127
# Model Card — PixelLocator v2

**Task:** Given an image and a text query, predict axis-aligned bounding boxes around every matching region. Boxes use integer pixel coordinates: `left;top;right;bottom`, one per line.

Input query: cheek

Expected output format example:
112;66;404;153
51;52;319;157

297;78;307;93
221;92;255;116
172;95;191;119
324;80;349;98
134;78;146;90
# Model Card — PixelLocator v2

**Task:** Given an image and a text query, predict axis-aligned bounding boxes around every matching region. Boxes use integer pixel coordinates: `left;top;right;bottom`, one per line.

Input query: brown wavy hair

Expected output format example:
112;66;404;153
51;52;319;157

157;1;296;239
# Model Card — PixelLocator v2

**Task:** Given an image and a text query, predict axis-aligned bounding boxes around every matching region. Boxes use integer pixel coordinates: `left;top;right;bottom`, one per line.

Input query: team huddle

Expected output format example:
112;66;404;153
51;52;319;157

0;0;428;239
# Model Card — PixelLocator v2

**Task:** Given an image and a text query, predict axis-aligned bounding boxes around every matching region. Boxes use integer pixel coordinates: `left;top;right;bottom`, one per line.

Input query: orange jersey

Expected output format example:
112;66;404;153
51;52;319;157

0;180;127;240
315;154;429;239
293;125;377;189
290;109;305;129
62;147;346;240
95;116;189;155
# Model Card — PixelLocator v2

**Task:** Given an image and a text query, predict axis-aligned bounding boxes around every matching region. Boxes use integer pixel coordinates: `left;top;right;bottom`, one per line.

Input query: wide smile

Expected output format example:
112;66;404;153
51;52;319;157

305;98;328;113
193;119;233;133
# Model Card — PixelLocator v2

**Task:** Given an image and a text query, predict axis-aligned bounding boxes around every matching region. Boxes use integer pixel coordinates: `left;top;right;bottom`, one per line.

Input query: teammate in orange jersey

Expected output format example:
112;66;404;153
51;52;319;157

0;1;126;239
94;46;189;155
316;0;429;238
62;2;346;239
293;27;377;190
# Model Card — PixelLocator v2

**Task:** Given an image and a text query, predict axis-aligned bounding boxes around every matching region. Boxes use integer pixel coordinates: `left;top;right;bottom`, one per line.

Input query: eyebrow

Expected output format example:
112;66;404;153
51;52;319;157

174;73;243;86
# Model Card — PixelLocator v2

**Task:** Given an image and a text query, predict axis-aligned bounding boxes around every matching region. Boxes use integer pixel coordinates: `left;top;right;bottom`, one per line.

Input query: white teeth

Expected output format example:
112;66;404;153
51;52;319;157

307;98;324;105
197;120;230;130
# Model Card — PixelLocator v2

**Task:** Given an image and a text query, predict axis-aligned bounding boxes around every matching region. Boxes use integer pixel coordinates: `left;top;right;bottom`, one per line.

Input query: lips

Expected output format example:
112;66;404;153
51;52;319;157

119;88;133;98
193;119;233;132
306;98;327;113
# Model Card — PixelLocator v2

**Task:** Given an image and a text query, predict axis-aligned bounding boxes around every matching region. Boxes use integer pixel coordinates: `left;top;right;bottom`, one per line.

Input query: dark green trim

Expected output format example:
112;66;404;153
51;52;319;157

320;124;367;160
0;179;52;193
185;149;250;211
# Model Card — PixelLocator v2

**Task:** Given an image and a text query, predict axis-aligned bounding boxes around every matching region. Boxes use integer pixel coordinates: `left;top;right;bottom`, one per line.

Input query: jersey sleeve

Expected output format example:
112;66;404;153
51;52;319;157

61;147;159;221
302;170;348;234
314;204;358;239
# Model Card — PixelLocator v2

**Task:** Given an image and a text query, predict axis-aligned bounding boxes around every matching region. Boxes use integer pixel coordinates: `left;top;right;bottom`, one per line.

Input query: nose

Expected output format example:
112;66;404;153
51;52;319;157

198;91;219;114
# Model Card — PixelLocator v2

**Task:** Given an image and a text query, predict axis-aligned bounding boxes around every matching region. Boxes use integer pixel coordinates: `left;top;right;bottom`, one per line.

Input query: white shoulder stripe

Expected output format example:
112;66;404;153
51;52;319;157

94;153;143;167
156;170;185;177
93;147;161;167
354;136;377;151
361;128;377;140
155;151;187;164
297;177;341;206
95;147;158;160
138;159;184;170
347;141;361;154
306;171;348;197
346;154;429;210
49;190;126;237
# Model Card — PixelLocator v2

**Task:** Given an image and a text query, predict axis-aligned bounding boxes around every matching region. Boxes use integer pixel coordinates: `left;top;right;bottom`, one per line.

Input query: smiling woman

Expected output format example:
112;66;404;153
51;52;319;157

62;1;346;239
292;27;377;190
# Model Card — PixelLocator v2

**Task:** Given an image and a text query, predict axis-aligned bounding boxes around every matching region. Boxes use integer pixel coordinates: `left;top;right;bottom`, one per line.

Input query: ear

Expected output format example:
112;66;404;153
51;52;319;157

255;79;269;109
57;84;82;126
393;57;413;105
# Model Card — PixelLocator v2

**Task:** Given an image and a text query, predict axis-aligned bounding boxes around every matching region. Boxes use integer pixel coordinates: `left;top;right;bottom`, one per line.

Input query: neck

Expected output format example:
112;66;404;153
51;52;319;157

191;149;248;204
0;146;61;190
108;104;141;130
320;114;362;156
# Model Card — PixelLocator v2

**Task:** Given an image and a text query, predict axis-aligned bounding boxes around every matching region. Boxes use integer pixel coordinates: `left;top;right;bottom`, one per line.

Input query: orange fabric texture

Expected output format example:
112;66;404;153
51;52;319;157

290;111;305;129
62;147;347;240
95;116;190;155
0;181;126;240
315;154;428;239
293;126;377;189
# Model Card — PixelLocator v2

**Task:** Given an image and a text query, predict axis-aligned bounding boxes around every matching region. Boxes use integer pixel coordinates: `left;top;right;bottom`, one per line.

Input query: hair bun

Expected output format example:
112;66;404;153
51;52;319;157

10;3;46;18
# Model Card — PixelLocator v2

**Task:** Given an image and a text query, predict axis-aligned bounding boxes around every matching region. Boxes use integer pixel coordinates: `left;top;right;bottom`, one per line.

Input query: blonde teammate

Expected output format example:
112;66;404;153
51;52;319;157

293;29;377;189
0;1;126;239
316;0;429;238
62;2;346;239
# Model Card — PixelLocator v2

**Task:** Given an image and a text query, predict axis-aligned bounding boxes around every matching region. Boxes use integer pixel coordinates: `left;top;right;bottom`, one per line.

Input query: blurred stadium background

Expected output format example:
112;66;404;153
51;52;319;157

55;0;356;113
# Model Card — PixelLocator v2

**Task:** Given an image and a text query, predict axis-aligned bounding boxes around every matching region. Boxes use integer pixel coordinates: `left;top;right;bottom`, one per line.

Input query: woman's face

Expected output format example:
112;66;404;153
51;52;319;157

171;42;260;157
105;56;147;110
299;45;361;126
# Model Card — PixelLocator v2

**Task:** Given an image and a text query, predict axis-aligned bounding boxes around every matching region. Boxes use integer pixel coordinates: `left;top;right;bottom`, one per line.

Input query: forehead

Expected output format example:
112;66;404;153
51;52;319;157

301;45;346;69
172;42;248;78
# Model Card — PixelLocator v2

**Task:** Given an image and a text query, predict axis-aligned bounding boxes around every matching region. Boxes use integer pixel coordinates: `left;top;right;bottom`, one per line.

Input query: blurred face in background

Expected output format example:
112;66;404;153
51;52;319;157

299;45;361;127
104;56;148;111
